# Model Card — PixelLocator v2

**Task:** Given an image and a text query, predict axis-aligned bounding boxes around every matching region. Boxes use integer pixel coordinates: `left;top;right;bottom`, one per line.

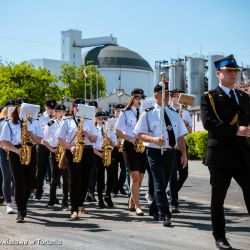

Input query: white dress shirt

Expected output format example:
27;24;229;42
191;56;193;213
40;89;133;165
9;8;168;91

44;119;63;147
1;120;43;145
134;104;188;149
114;105;140;138
56;117;97;146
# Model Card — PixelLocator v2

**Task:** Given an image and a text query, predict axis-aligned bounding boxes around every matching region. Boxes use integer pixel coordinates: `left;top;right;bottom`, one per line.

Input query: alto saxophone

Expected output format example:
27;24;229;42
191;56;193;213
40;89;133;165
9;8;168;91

134;139;145;153
20;118;33;166
73;118;85;163
57;144;67;169
117;137;123;153
102;126;113;167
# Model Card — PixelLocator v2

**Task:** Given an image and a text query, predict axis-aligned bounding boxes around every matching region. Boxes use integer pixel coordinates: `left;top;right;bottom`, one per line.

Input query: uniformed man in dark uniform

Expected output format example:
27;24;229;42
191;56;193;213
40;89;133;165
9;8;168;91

200;55;250;250
34;98;57;200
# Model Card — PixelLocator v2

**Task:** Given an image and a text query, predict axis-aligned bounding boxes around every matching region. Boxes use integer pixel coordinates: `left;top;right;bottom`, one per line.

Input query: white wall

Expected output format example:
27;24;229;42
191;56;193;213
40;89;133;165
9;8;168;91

99;68;154;97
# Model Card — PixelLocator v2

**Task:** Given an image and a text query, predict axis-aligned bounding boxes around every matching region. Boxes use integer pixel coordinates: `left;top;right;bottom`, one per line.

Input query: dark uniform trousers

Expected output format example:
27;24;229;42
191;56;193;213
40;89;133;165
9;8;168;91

66;146;94;213
0;166;3;198
49;151;69;204
209;152;250;240
9;146;36;213
201;86;250;240
95;153;113;200
169;149;188;207
35;144;50;197
112;147;126;193
0;148;14;203
146;147;176;219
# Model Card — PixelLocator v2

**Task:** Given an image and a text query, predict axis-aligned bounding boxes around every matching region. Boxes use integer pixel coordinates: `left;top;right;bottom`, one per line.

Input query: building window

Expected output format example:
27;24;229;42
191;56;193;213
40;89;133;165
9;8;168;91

62;54;64;59
108;104;116;115
73;53;75;59
63;40;64;45
197;113;200;122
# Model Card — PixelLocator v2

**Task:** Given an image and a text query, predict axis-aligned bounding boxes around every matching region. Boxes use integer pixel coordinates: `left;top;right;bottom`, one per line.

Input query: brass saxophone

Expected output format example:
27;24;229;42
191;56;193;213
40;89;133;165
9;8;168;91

57;144;67;169
117;137;123;153
102;126;113;167
20;118;33;166
73;118;85;163
134;139;145;153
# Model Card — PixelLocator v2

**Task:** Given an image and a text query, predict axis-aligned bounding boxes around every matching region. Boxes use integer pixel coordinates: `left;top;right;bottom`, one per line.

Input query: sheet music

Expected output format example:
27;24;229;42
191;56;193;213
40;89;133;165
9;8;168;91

75;104;95;119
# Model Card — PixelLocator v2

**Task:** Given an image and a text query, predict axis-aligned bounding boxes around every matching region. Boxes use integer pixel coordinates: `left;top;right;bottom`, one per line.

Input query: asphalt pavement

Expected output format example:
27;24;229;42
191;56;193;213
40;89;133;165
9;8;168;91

0;161;249;250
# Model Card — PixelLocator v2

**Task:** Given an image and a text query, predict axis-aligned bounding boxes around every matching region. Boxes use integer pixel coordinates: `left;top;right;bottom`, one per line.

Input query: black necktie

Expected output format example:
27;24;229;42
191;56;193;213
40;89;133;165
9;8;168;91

136;108;140;121
101;127;104;136
164;110;176;148
229;89;238;107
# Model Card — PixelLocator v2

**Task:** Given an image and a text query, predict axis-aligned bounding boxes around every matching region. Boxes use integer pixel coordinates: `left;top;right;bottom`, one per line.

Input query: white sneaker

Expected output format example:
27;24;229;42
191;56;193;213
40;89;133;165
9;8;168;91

6;203;15;214
145;193;153;205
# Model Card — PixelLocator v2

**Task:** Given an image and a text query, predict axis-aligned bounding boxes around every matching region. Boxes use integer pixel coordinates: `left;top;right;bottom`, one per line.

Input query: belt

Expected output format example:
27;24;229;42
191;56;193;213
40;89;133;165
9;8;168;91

84;145;93;149
149;147;176;152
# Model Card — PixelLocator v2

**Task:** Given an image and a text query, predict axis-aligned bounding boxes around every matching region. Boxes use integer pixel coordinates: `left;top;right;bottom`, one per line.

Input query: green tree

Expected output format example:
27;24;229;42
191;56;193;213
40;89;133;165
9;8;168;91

0;62;61;107
61;64;106;99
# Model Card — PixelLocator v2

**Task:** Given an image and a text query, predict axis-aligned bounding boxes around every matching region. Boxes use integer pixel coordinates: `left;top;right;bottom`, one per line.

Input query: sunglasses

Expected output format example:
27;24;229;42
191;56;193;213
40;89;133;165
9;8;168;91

134;96;145;100
97;117;108;121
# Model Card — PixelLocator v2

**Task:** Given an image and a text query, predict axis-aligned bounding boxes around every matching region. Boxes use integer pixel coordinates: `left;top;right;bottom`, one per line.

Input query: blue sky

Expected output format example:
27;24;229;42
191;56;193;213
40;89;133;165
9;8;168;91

1;0;250;68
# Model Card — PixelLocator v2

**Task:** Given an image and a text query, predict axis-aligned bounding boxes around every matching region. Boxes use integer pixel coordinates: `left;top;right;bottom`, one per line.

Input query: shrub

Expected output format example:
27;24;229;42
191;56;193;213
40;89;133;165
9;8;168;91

186;131;208;160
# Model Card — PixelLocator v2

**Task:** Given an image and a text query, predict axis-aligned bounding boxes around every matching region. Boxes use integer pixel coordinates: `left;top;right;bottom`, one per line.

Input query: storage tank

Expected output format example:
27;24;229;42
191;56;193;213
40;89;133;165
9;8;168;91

154;60;169;85
187;57;206;106
242;67;250;81
169;60;185;91
208;55;223;90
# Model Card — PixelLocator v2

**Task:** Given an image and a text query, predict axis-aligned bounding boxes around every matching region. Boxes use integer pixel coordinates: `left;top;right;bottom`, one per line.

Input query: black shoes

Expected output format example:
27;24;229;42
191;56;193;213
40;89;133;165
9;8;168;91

16;211;25;223
61;202;70;211
104;196;113;208
215;238;232;250
172;206;180;213
119;187;127;195
162;217;172;227
98;200;106;209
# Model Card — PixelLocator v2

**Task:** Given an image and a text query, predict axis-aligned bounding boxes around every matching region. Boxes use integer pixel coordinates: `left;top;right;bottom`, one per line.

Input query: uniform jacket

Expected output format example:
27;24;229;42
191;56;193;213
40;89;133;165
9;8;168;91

200;86;250;168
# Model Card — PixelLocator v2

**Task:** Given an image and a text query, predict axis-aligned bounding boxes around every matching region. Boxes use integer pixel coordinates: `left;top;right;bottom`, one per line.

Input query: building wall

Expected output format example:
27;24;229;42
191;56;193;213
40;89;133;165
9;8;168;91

97;90;130;114
189;107;205;132
99;68;154;97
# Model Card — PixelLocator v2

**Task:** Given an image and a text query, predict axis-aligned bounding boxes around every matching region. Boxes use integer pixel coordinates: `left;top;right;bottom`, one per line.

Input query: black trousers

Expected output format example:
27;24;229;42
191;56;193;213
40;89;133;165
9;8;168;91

67;146;94;213
9;147;36;213
169;149;188;207
112;147;126;193
35;144;50;197
0;168;3;197
209;162;250;240
147;148;176;219
49;152;69;204
95;153;113;201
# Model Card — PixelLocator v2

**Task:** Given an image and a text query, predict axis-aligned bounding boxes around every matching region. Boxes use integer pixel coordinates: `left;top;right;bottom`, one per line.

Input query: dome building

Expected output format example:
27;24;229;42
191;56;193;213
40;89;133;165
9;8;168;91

82;45;154;96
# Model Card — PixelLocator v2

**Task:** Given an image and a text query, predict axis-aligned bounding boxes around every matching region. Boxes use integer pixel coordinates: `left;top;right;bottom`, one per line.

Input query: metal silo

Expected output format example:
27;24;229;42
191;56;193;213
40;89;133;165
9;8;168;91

187;57;205;106
154;60;169;84
169;59;185;91
208;55;223;90
242;67;250;81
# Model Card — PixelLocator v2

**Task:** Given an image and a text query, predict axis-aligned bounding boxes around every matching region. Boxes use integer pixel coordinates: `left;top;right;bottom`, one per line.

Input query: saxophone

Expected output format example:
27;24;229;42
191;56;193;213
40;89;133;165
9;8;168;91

73;118;85;163
102;126;114;167
134;139;145;153
117;137;123;153
20;118;33;166
57;144;67;169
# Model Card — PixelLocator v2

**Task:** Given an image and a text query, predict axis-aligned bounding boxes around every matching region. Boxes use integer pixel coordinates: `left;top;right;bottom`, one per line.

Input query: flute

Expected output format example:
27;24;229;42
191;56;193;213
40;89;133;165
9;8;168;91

160;72;166;155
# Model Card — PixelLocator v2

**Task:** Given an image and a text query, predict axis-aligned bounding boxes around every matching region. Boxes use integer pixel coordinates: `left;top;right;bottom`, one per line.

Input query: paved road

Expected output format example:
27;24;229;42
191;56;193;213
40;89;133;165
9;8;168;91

0;161;249;250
